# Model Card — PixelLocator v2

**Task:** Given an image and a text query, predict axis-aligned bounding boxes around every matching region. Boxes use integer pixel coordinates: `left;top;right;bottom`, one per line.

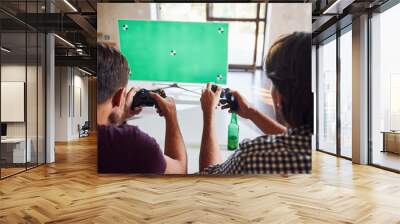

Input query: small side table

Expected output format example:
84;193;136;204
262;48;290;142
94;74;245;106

381;131;400;155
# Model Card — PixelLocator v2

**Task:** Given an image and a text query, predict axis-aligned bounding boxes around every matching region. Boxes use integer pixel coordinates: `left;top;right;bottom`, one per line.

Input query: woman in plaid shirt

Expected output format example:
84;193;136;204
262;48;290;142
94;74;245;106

200;32;313;174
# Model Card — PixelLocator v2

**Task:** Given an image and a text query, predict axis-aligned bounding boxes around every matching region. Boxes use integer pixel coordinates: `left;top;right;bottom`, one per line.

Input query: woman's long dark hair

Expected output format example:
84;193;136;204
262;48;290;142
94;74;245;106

266;32;313;129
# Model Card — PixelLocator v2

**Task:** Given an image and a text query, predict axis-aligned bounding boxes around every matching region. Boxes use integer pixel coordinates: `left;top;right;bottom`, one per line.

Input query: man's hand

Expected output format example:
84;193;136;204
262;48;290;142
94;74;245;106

201;83;222;118
223;90;255;120
149;93;177;120
122;87;142;121
225;90;286;134
200;83;223;170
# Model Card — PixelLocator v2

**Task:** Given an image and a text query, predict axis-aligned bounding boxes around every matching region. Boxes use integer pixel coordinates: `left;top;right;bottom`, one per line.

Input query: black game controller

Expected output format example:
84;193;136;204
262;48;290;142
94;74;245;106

131;89;166;109
211;84;238;111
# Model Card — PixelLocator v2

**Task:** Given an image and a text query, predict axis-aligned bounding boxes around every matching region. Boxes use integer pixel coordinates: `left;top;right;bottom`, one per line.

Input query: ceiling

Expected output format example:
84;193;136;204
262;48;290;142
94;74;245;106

0;0;395;74
311;0;390;43
0;0;97;73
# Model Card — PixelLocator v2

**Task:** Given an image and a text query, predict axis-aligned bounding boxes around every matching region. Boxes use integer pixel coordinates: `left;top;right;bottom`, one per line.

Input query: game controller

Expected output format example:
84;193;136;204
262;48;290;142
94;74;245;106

211;84;238;111
131;88;167;109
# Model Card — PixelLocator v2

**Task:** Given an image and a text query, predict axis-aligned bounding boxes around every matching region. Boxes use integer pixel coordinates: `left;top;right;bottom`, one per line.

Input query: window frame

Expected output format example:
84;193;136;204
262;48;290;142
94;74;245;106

0;0;47;180
367;0;400;173
315;24;353;161
338;24;353;159
206;3;266;70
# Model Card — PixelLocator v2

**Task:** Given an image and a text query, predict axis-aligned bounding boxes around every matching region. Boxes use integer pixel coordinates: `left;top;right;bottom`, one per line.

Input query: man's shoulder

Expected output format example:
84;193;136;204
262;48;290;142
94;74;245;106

239;130;311;151
98;123;139;131
98;124;156;143
97;124;165;173
238;134;279;151
99;123;146;133
237;130;312;159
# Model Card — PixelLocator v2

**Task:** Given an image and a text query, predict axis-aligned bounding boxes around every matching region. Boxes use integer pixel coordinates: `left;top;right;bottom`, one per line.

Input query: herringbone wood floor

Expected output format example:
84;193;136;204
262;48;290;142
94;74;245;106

0;134;399;224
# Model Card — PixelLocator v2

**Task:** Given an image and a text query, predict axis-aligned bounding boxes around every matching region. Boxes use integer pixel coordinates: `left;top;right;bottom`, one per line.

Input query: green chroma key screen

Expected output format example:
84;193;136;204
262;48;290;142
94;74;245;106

118;20;228;84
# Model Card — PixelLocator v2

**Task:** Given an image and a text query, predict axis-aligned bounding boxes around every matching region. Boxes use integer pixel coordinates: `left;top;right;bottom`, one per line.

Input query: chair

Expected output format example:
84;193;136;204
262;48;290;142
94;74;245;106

78;121;90;138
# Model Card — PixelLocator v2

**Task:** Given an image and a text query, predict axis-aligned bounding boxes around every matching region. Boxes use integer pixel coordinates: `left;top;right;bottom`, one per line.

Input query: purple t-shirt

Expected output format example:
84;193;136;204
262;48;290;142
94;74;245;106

97;124;166;173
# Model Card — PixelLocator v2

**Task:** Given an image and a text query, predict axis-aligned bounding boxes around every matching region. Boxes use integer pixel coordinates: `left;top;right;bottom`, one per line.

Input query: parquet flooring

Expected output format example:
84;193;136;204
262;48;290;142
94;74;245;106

1;134;400;223
1;167;26;178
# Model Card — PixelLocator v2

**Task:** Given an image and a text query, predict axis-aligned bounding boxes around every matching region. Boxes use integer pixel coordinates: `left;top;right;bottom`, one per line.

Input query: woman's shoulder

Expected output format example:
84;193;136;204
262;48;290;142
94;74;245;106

238;125;312;153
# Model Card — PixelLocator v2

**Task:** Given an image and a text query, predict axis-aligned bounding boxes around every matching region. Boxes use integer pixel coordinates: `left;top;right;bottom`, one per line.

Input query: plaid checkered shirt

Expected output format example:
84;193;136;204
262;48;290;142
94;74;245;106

201;125;312;175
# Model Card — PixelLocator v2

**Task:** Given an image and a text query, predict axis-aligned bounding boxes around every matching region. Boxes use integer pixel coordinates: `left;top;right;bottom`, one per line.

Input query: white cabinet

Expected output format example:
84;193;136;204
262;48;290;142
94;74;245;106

1;138;32;163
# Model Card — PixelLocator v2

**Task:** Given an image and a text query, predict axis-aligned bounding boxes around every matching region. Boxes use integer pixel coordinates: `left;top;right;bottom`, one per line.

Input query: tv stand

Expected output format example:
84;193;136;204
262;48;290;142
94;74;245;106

152;82;202;95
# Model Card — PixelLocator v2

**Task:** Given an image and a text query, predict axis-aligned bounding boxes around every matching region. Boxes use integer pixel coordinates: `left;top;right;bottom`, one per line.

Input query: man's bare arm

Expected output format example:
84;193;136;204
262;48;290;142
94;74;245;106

247;107;286;134
199;84;223;171
163;112;187;174
230;91;286;135
199;110;222;171
150;93;187;174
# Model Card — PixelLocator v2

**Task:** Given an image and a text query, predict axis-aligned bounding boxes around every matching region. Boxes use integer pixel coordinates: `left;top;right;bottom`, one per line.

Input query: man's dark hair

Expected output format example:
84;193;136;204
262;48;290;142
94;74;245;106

266;32;313;128
97;44;130;103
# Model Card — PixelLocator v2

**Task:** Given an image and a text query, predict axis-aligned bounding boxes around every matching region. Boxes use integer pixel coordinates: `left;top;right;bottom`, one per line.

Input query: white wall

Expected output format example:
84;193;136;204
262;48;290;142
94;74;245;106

45;32;55;163
1;82;24;122
264;3;313;145
1;65;26;139
55;66;70;141
54;67;89;141
97;3;156;50
1;63;46;163
1;65;39;137
72;73;89;138
352;14;369;164
264;3;312;64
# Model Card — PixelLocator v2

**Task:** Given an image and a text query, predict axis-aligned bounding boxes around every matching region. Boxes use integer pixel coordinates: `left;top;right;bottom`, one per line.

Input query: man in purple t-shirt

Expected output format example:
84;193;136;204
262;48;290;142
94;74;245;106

97;44;187;174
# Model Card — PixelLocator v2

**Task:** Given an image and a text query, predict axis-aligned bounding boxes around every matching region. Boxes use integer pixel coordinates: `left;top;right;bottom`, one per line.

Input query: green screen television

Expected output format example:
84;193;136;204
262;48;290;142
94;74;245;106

118;20;228;84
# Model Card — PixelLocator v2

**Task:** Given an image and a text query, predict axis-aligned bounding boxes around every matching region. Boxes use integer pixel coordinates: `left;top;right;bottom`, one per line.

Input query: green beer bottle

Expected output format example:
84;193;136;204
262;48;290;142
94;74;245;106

228;112;239;150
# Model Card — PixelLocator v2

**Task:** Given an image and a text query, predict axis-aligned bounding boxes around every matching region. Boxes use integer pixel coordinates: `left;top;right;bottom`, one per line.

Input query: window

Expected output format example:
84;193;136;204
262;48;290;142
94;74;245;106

208;3;266;68
0;1;46;179
390;75;400;130
157;3;267;68
370;3;400;171
158;3;206;22
256;21;265;66
209;4;258;19
316;26;352;159
226;22;256;65
317;36;337;154
339;28;352;158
